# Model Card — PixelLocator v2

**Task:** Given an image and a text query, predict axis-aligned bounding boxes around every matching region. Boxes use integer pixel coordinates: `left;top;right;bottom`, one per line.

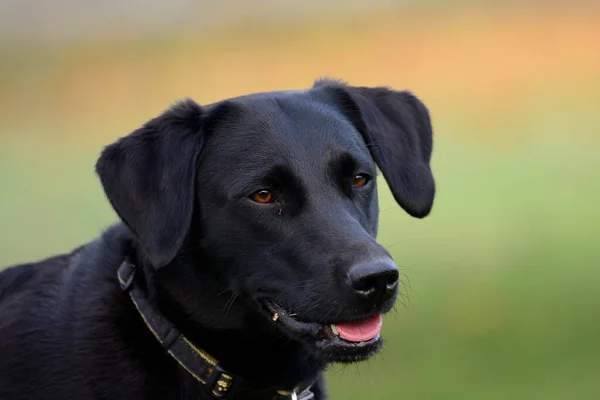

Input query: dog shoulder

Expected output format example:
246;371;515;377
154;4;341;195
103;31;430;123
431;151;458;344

0;253;71;304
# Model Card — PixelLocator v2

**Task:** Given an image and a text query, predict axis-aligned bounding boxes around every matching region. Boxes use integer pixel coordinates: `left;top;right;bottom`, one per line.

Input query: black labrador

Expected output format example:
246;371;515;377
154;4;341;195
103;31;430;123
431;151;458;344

0;78;435;400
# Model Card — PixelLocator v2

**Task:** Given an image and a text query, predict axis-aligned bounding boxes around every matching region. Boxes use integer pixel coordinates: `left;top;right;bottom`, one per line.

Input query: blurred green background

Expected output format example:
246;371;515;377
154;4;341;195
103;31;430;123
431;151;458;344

1;1;599;398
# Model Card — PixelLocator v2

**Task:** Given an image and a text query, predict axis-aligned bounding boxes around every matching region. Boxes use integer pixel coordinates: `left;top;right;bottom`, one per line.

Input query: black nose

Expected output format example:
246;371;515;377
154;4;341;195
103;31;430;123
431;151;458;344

348;260;399;302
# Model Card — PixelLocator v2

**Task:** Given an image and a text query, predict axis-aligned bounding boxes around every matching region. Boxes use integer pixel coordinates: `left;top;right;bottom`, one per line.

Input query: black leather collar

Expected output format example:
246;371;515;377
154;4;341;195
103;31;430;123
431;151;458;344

117;261;314;400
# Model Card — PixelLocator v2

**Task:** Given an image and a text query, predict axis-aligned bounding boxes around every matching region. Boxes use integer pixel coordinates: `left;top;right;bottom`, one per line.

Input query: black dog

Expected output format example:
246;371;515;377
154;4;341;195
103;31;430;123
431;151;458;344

0;78;435;400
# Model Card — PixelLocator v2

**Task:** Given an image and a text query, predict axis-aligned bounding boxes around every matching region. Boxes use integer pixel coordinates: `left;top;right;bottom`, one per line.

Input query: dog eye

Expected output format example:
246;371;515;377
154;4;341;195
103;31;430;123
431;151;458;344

250;189;276;204
352;174;370;188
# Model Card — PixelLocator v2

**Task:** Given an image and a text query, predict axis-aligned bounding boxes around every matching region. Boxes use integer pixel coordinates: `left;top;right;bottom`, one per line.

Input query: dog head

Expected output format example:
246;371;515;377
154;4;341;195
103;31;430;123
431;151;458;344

96;78;435;363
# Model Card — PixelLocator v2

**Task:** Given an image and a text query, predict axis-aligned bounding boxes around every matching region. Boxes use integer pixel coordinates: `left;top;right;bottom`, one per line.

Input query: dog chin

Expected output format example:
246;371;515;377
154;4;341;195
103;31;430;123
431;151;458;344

260;299;385;363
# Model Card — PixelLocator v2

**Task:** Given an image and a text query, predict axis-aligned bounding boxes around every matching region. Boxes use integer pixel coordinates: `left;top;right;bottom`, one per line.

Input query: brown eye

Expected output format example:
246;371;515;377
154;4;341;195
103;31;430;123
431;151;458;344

250;190;275;204
352;174;369;188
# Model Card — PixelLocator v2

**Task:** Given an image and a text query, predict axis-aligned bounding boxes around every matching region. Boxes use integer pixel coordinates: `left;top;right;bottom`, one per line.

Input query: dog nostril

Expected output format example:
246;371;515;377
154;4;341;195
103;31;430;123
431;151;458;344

352;276;378;295
385;270;399;290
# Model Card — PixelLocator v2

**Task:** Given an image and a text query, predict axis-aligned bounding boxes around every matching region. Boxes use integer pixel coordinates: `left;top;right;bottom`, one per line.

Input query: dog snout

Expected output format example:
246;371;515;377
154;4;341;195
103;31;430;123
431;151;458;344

347;259;399;303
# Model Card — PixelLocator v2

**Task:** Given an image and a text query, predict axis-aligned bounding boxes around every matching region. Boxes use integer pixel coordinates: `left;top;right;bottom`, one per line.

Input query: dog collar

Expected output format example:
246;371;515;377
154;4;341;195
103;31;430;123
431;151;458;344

117;261;314;400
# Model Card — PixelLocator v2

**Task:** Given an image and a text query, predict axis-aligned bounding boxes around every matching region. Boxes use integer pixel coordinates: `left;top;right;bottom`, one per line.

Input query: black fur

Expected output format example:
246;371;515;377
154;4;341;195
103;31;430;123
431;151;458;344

0;78;435;399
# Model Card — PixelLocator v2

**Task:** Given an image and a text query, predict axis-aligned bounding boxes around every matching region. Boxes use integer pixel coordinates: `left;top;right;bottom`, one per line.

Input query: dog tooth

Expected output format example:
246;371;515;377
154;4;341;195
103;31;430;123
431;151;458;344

330;324;339;336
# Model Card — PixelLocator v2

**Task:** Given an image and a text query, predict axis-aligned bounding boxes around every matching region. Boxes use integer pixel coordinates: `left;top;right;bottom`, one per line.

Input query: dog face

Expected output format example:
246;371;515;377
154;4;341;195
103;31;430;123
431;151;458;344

96;79;435;363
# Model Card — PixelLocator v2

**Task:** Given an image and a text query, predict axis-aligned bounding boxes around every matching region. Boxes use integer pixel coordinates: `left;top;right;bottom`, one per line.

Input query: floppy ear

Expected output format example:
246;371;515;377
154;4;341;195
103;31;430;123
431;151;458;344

313;79;436;218
96;99;204;268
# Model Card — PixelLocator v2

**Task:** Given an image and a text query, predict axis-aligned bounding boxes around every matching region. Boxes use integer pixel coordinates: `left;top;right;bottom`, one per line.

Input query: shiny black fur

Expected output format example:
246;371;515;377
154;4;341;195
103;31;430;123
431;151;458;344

0;78;435;399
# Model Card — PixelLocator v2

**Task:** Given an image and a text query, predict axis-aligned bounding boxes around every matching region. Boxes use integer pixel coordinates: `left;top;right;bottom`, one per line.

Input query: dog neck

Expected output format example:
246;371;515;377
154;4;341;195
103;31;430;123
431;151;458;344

124;244;324;397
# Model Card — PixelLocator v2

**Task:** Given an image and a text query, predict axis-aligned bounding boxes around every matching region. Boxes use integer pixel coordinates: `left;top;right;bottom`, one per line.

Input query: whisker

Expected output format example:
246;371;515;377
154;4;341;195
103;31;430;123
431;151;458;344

219;293;238;326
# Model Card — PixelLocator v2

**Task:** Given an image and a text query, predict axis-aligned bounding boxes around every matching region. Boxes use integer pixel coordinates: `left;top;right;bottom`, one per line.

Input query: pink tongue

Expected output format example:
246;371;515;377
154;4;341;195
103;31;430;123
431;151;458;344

335;314;382;343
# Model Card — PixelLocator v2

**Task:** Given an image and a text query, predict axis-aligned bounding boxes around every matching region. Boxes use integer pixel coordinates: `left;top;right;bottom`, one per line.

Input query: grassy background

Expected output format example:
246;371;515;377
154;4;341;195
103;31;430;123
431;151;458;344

1;1;599;398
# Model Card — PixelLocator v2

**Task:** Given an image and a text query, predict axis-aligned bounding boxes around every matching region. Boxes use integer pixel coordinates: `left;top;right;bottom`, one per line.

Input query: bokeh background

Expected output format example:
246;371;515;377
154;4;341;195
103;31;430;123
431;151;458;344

1;0;599;398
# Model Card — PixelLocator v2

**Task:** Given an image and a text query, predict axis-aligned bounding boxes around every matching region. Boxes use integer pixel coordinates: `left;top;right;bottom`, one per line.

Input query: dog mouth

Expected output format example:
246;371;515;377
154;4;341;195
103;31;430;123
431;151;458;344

261;299;383;362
